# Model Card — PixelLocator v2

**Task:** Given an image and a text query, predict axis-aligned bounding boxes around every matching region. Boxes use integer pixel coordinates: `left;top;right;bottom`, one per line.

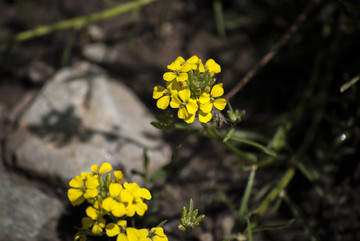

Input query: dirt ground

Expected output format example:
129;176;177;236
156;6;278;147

1;0;360;241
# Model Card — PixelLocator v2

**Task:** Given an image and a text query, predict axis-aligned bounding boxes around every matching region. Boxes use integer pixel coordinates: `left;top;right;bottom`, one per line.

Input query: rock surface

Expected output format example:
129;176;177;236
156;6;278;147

4;61;171;183
0;177;63;241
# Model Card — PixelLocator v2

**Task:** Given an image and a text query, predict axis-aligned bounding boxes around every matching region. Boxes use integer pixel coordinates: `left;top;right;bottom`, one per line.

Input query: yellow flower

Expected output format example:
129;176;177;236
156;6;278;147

163;56;188;82
170;89;198;123
153;85;171;110
106;220;128;241
127;228;149;241
198;83;227;123
122;182;152;217
102;183;127;217
83;175;100;199
67;174;99;205
148;227;168;241
86;201;102;220
114;170;124;183
126;227;168;241
205;59;221;76
91;162;112;175
182;56;200;72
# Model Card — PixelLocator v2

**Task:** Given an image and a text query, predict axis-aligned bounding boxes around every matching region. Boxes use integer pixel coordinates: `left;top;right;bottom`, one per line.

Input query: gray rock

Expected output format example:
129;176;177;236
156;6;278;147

0;178;63;241
4;61;171;183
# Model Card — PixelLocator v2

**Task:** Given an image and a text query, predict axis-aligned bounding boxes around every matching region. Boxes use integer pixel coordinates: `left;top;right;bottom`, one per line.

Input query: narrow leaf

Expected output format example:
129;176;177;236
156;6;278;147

252;219;295;232
230;135;276;156
238;166;256;221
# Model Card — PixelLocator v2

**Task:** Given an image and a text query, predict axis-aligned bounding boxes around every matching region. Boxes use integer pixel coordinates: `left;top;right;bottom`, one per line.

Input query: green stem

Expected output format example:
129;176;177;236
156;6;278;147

2;0;157;43
248;166;296;230
238;166;257;221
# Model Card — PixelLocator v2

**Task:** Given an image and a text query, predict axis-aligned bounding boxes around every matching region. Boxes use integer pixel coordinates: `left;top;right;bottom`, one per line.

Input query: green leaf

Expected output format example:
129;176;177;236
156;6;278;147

238;166;256;221
252;219;295;232
157;220;168;227
230;135;276;156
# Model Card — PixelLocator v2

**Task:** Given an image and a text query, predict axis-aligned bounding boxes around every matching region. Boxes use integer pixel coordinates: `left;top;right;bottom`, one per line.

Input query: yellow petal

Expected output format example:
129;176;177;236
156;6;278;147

92;224;103;235
206;59;221;74
85;176;99;189
198;63;205;72
186;99;198;114
84;188;98;199
176;72;188;82
117;233;129;241
67;188;84;202
153;85;166;99
120;189;132;203
198;93;210;104
102;197;115;212
167;60;181;71
156;96;170;110
106;223;120;237
91;164;99;173
179;89;190;102
109;183;123;197
117;220;127;227
199;111;212;123
187;55;199;64
139;188;152;200
211;84;224;97
99;162;112;174
126;205;136;217
175;56;185;64
69;176;84;188
170;95;181;108
184;113;195;123
152;227;168;241
177;107;188;120
213;98;227;110
163;72;176;81
86;206;99;220
70;196;85;206
200;102;213;113
112;201;126;217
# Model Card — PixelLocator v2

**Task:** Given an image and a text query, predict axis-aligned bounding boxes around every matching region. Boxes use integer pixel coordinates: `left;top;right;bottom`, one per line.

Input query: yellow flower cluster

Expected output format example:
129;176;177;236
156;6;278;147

153;56;227;123
67;162;168;241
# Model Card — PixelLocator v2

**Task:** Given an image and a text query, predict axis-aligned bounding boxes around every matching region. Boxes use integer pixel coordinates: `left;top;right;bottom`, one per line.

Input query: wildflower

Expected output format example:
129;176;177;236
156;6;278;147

102;182;127;217
122;182;152;217
106;220;128;241
155;56;226;124
198;83;227;123
182;56;200;71
153;85;171;110
170;89;198;123
67;173;99;206
91;162;112;175
86;201;103;220
114;170;124;183
126;227;168;241
204;59;221;76
163;56;188;82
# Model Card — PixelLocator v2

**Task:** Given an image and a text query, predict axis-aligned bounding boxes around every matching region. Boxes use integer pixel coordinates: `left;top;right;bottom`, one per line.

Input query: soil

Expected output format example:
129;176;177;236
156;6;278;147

1;1;360;241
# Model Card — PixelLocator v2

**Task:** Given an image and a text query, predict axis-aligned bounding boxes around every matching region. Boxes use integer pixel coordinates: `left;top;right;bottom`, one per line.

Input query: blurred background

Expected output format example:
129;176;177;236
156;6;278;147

0;0;359;241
